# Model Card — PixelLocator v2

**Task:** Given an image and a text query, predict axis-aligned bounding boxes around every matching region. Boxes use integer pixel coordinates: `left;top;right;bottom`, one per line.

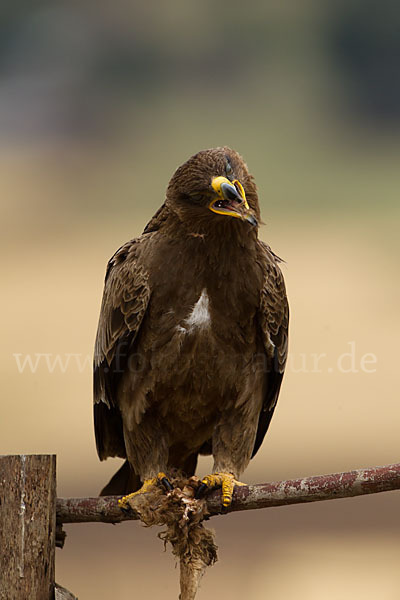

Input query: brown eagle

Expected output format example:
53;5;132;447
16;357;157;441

94;147;288;507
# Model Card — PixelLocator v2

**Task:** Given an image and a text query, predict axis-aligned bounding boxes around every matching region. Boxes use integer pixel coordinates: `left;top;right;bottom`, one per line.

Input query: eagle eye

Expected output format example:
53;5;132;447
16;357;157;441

225;160;233;180
188;193;204;204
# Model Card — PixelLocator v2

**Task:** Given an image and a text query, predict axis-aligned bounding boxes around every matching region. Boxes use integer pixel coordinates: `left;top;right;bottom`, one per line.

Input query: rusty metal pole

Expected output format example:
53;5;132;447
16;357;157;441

0;455;56;600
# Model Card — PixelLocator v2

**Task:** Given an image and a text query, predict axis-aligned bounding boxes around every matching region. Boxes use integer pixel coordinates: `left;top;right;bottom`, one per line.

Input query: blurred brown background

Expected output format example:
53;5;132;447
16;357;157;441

1;1;400;598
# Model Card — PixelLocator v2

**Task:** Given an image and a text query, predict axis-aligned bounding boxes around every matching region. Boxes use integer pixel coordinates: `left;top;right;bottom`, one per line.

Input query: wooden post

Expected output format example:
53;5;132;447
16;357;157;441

0;455;56;600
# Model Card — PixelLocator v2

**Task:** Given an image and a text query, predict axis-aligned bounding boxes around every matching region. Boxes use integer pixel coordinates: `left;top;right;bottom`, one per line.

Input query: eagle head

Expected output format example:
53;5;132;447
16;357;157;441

166;147;259;229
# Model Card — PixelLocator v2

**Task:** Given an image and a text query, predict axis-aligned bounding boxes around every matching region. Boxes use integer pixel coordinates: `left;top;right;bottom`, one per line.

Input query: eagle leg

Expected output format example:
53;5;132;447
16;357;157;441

196;472;246;507
118;472;173;510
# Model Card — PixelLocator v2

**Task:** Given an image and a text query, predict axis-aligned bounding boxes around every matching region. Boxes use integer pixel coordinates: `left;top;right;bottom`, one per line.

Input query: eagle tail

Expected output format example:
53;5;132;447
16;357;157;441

100;460;141;496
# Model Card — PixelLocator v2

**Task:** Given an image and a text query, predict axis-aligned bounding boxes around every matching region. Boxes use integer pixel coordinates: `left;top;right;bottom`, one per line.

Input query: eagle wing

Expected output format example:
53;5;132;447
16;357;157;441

93;236;151;460
142;202;171;234
252;241;289;457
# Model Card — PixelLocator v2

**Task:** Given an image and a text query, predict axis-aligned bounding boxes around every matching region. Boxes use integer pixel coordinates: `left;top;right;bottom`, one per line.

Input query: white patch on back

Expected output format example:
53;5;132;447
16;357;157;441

184;288;211;331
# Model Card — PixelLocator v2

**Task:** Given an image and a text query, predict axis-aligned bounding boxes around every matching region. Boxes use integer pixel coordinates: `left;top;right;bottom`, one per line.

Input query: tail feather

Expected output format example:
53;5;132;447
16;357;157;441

100;460;141;496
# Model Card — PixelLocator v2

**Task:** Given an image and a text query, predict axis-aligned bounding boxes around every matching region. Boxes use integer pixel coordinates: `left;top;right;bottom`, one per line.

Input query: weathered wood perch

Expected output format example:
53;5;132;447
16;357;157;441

0;455;78;600
56;462;400;524
2;456;399;600
0;455;56;600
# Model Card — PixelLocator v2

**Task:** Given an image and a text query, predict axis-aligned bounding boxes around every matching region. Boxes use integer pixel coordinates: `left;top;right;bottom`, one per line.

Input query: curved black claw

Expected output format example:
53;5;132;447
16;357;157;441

119;503;134;515
160;476;174;492
195;482;209;499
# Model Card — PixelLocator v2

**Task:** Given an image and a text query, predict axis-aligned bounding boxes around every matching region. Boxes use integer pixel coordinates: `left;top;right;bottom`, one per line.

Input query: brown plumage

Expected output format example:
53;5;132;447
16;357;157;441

93;147;289;499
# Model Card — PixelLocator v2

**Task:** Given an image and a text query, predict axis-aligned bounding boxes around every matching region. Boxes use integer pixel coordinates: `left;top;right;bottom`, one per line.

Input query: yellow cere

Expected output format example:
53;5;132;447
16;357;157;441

211;175;232;194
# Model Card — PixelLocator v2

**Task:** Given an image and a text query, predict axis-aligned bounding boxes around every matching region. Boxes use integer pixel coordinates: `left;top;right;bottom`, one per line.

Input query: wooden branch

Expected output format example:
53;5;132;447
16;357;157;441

56;462;400;524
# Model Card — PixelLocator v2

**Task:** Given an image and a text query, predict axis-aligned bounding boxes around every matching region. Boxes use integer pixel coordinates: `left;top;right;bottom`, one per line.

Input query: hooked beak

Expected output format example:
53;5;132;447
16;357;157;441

209;176;258;227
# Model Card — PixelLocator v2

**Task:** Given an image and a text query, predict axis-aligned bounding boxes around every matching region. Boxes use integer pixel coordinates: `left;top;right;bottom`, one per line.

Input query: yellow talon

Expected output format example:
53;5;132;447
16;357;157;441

118;472;169;509
200;472;246;507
